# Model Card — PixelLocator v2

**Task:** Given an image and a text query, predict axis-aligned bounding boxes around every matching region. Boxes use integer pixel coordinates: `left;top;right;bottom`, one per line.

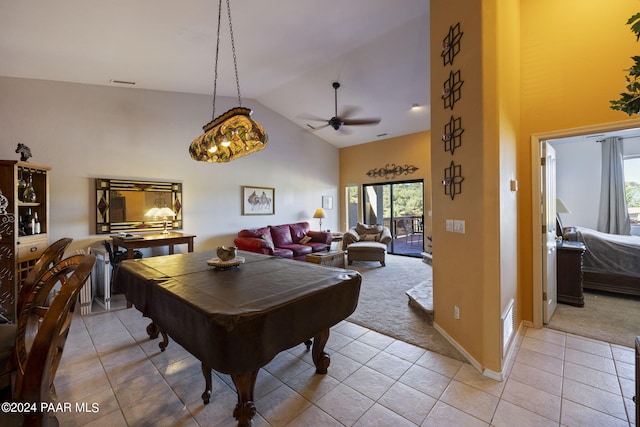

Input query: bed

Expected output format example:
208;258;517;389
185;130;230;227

565;226;640;297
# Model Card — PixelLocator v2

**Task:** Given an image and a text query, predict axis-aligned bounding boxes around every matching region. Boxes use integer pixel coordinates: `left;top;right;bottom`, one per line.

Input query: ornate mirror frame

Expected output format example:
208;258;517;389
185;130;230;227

95;178;183;234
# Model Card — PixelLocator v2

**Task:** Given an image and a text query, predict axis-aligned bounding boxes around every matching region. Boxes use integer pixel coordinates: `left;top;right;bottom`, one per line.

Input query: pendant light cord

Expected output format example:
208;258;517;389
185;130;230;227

226;0;242;108
211;0;242;121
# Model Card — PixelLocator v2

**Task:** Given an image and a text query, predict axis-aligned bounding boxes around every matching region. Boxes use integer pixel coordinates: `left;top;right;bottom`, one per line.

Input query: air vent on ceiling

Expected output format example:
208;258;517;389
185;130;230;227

109;79;136;85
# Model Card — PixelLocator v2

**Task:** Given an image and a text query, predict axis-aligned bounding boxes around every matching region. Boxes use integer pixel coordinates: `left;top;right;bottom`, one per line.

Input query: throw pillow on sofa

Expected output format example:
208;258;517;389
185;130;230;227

299;235;312;244
261;233;275;251
355;222;383;236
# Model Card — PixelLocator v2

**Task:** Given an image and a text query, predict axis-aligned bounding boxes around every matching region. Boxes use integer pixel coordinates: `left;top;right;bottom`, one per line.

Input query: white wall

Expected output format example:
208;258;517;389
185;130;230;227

551;140;601;230
0;77;339;254
552;137;640;231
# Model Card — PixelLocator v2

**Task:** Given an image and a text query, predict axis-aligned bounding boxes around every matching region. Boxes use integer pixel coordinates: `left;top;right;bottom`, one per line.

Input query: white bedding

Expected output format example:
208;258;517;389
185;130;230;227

571;226;640;277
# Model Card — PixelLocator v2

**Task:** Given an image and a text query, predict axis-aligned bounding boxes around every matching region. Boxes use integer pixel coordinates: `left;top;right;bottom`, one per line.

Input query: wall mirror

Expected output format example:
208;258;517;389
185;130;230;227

95;178;182;234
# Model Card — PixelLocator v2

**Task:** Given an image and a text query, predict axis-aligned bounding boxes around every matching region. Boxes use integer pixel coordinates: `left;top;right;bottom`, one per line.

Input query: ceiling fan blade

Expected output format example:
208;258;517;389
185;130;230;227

298;113;329;123
310;123;330;131
342;117;382;126
338;105;362;119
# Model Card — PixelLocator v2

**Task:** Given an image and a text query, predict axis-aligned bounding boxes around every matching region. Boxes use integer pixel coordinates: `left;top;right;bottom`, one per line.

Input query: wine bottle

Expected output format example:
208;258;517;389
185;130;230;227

18;215;25;236
17;169;26;202
33;212;41;234
24;208;34;235
23;173;36;203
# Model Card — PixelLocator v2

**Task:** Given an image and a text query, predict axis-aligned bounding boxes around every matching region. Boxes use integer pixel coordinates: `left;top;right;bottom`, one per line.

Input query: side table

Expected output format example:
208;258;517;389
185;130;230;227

557;241;586;307
330;233;344;251
305;250;345;268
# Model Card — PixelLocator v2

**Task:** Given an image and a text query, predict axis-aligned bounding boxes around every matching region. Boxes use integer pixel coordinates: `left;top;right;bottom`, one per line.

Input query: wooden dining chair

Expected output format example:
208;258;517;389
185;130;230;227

16;238;73;316
0;253;95;427
102;240;142;293
0;238;73;400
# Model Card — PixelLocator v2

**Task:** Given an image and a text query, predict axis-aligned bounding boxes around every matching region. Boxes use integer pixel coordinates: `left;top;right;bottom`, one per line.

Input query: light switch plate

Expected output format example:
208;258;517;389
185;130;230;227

453;220;465;233
445;219;453;232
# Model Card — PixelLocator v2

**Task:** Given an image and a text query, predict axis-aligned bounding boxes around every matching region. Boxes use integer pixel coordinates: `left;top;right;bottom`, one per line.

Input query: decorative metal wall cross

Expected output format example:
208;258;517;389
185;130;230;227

442;161;464;200
442;70;464;110
442;115;464;155
441;23;463;66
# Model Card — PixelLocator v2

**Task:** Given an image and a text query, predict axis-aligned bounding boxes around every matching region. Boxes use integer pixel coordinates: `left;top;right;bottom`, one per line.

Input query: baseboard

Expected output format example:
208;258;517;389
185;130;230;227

432;320;526;382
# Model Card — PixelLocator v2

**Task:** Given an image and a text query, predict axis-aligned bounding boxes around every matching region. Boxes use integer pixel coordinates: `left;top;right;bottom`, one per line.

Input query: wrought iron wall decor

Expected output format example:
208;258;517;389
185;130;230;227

442;115;464;155
366;163;419;180
442;161;464;200
440;22;465;199
441;23;463;66
442;70;464;110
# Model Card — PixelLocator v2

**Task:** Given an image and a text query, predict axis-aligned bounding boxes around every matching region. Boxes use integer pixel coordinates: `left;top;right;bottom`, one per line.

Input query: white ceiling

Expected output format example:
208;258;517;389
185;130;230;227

0;0;430;148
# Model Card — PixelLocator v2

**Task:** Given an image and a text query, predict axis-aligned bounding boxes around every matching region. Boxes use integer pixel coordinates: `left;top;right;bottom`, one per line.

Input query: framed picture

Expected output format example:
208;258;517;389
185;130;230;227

322;196;333;210
242;186;275;215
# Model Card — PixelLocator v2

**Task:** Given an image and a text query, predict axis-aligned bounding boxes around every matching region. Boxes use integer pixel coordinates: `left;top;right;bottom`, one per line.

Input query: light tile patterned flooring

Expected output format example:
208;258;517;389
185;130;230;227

54;307;636;426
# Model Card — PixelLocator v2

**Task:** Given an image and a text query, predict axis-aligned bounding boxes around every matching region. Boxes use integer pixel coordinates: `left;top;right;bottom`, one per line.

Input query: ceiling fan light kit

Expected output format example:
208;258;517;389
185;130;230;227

189;0;268;163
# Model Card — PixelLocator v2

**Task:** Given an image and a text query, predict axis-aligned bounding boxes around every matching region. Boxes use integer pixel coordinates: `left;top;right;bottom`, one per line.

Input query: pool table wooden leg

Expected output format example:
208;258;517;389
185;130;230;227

201;363;212;404
231;370;258;427
312;328;331;374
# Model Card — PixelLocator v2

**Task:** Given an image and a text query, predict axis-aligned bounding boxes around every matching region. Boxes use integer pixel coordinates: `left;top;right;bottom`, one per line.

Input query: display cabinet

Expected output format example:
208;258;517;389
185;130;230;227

0;160;50;323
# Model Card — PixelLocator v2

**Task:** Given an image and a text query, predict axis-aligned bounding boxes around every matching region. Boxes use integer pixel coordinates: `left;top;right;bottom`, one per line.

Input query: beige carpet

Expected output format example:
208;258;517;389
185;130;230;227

546;290;640;348
345;254;466;362
346;254;640;362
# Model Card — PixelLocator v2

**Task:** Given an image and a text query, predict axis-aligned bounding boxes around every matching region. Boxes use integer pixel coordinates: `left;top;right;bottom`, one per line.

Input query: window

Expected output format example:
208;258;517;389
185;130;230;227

345;185;359;230
624;157;640;224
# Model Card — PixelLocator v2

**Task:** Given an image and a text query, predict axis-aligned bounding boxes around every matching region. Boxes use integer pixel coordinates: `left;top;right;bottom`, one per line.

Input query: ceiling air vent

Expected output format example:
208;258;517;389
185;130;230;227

109;79;136;85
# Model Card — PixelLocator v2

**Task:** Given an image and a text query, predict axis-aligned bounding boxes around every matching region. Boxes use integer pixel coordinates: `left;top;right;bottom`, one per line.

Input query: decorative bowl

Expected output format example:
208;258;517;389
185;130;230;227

217;245;237;261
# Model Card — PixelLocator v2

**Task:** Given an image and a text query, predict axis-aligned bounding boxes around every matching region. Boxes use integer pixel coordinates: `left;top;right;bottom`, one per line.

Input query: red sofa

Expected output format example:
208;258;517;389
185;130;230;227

234;222;332;260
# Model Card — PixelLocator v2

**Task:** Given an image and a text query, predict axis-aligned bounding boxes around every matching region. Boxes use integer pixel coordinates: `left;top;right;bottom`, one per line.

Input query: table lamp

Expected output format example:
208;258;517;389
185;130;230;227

556;198;571;236
313;208;326;231
146;207;176;234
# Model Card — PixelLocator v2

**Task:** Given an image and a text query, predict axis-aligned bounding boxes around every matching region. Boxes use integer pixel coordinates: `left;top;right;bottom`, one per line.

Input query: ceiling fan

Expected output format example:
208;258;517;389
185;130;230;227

303;82;381;133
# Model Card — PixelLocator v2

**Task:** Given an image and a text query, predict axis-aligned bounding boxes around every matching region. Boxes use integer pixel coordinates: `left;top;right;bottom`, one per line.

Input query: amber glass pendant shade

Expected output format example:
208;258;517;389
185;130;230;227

189;107;268;163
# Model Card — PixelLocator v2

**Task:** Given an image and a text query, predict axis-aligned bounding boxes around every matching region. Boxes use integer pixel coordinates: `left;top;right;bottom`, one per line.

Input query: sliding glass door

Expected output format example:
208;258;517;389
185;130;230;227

363;180;424;257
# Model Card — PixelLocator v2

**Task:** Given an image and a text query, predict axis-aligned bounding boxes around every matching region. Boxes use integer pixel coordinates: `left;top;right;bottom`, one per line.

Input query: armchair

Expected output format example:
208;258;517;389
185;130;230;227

342;223;391;267
342;223;392;249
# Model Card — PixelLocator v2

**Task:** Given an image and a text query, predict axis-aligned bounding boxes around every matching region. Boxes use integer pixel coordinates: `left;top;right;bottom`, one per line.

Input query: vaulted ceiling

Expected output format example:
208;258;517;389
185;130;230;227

0;0;431;148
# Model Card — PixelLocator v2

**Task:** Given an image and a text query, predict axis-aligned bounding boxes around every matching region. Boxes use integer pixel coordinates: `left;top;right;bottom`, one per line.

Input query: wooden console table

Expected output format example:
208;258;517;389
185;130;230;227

112;231;195;259
116;251;361;427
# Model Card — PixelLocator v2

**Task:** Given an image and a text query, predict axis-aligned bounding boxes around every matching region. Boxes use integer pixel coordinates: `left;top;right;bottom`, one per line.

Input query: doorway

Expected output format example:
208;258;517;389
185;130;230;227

531;119;640;327
362;180;424;257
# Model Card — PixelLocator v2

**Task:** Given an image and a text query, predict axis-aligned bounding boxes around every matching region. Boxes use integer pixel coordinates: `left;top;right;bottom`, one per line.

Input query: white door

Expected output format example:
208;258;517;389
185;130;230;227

542;141;557;323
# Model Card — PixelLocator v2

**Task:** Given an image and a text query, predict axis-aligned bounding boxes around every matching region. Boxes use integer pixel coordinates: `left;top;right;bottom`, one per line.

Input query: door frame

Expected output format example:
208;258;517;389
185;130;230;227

531;118;640;328
362;179;424;256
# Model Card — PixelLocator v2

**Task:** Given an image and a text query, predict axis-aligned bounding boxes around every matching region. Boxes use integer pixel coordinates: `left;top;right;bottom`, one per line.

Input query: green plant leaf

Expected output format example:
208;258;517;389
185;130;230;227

628;13;640;39
611;13;640;114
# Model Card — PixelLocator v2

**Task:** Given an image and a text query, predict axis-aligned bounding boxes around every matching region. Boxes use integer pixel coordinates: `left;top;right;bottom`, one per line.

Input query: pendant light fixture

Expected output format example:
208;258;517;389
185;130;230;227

189;0;268;163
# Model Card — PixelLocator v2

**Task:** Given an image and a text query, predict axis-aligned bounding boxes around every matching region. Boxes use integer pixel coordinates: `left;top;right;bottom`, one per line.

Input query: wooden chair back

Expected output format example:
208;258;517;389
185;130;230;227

16;238;73;316
12;254;95;427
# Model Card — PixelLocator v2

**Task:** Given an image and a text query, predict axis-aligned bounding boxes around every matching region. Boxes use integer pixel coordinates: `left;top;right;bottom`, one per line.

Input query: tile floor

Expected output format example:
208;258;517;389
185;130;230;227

54;306;636;426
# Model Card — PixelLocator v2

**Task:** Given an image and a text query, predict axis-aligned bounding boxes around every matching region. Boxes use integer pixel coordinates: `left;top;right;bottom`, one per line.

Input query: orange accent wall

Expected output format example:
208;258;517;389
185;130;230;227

519;0;640;322
339;131;432;234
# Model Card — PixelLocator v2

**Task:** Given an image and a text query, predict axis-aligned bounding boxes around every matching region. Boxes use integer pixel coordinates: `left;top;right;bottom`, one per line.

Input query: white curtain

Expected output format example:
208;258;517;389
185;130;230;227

597;137;631;235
